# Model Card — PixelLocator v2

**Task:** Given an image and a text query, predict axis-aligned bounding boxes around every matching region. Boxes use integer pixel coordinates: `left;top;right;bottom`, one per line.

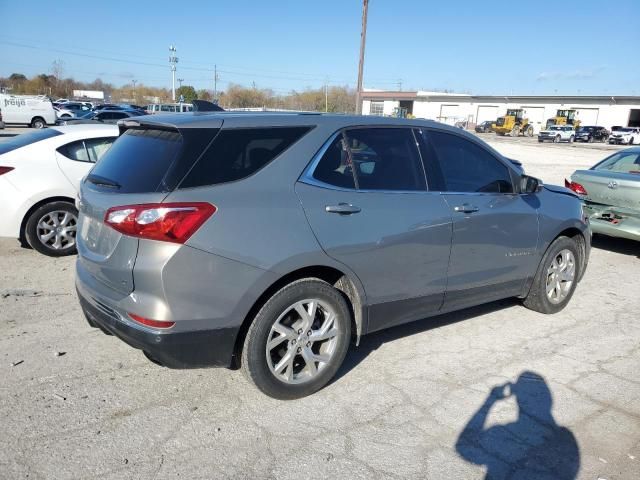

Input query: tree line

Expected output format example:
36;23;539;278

0;71;357;113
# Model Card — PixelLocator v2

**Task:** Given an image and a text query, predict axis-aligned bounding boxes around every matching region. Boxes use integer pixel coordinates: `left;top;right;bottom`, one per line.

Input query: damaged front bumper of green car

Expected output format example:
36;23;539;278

583;202;640;241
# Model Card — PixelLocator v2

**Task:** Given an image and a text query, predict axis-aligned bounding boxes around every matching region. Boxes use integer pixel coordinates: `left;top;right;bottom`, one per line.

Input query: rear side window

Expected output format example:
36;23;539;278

57;137;114;163
88;129;183;193
0;129;62;155
180;127;312;188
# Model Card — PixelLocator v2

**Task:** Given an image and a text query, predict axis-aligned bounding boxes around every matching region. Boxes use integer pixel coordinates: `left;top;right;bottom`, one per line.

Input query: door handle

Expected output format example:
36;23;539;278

453;204;479;213
325;203;361;215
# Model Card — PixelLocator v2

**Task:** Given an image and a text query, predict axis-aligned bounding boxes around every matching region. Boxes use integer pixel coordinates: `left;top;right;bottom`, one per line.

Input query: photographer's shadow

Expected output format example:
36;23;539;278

455;371;580;480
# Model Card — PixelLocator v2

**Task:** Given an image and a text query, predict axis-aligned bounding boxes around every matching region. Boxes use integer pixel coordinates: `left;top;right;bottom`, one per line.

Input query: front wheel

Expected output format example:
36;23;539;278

523;236;580;314
241;278;352;399
554;135;561;143
630;137;635;145
24;201;78;256
569;135;575;143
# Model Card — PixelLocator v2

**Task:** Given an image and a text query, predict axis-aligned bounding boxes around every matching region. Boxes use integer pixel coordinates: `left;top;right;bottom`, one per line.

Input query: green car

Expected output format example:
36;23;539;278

567;147;640;241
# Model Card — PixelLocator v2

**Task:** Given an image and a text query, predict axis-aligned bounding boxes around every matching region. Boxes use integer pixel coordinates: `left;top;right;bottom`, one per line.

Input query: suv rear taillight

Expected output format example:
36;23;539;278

0;167;14;176
564;179;588;195
104;202;216;244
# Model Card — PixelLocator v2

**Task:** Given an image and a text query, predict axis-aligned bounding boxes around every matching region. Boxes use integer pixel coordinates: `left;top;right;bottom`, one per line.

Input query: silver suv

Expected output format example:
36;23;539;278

75;113;590;399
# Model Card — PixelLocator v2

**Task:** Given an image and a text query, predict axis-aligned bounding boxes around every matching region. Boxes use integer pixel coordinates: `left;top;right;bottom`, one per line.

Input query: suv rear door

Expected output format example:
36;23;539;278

296;127;452;332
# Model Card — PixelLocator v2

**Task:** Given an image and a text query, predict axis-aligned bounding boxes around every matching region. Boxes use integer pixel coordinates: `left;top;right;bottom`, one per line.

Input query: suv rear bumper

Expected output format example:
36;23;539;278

76;278;239;369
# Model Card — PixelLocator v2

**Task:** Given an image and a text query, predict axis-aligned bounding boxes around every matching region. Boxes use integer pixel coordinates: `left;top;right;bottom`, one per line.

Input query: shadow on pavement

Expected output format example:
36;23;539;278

591;234;639;258
455;371;580;479
335;297;518;382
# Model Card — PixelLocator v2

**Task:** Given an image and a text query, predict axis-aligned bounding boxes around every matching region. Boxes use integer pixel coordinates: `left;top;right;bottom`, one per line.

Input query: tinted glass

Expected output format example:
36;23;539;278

111;112;128;119
313;136;356;189
344;128;426;191
428;131;514;193
180;127;312;188
85;137;115;163
88;129;182;193
0;128;63;155
57;140;89;162
593;151;640;173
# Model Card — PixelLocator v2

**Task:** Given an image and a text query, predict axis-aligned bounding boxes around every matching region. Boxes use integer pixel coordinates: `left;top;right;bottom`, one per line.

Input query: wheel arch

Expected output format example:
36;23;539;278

19;196;76;246
231;265;365;368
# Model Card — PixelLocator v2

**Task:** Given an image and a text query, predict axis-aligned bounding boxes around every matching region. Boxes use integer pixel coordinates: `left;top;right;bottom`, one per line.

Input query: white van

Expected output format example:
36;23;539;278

0;94;57;128
146;103;193;114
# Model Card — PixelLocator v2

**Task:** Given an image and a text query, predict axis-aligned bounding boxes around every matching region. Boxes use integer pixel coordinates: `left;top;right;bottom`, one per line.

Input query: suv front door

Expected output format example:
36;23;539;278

296;127;452;332
420;129;540;311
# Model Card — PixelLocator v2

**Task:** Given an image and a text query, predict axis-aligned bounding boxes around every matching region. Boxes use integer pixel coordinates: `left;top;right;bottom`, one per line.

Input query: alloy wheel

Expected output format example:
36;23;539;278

546;249;576;304
36;210;77;251
266;299;339;384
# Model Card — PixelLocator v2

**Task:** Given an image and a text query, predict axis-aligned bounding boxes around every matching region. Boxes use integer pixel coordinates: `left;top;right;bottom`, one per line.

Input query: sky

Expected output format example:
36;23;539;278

1;0;639;95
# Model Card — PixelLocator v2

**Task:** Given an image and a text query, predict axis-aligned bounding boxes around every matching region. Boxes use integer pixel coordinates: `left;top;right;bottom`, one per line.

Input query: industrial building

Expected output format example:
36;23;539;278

361;91;640;133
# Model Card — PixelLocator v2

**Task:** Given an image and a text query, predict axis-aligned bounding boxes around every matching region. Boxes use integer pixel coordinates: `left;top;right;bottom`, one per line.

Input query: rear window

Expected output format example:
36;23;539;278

0;129;63;155
179;127;312;188
88;128;183;193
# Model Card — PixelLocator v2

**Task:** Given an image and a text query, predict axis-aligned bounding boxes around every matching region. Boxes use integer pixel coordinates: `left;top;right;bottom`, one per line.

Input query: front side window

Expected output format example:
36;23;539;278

427;130;514;193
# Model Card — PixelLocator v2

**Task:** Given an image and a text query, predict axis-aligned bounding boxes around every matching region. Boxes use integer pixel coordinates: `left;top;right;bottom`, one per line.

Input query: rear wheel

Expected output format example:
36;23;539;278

588;136;594;143
242;279;352;399
523;236;580;314
569;135;575;143
31;117;46;129
24;201;78;256
511;126;519;137
630;137;635;145
525;125;534;137
554;135;561;143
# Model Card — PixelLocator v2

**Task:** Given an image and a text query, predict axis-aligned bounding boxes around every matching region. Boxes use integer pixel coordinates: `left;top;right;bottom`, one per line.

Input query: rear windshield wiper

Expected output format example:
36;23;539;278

86;174;121;189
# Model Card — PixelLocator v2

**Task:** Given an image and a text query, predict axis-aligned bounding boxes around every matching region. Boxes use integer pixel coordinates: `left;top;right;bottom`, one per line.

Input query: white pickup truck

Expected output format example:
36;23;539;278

0;94;57;129
538;125;575;143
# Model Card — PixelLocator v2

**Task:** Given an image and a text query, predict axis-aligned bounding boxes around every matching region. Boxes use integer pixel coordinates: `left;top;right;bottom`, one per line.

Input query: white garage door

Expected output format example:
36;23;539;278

476;105;499;124
439;104;459;125
522;107;546;134
574;108;599;126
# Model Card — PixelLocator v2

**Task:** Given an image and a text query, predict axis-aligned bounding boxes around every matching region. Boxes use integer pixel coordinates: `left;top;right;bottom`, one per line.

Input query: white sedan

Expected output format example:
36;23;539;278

0;124;118;256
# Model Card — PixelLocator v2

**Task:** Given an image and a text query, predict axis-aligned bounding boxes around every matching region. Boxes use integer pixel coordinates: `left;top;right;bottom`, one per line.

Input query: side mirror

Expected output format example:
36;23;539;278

520;175;543;194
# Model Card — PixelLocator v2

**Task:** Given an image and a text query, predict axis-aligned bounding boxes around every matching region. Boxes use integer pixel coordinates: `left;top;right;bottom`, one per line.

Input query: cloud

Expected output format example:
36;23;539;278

536;66;606;82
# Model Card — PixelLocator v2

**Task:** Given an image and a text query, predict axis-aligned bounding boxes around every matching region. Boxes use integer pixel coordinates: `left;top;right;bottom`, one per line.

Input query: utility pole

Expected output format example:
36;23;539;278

213;64;219;102
397;79;402;91
178;78;184;88
325;81;329;112
355;0;369;114
132;79;137;101
169;45;178;101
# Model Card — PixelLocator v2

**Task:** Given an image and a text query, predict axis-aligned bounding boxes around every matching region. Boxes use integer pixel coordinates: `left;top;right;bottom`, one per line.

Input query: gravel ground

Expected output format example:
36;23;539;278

1;136;639;480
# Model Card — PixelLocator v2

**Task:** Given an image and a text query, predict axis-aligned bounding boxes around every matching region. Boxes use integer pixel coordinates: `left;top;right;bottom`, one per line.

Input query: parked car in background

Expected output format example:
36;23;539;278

538;125;575;143
0;107;4;129
146;103;194;114
58;102;92;116
93;104;124;111
0;93;57;128
574;126;609;143
0;125;118;256
475;120;494;133
54;106;76;119
567;147;640;241
608;127;640;145
56;109;145;126
74;113;590;399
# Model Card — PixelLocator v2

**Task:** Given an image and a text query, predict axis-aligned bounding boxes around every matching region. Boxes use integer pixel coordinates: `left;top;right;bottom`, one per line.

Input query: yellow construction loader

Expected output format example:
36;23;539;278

492;109;534;137
545;109;581;129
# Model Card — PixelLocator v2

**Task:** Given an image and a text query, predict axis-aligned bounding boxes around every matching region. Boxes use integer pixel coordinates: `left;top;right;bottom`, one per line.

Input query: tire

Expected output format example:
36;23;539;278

569;135;574;143
31;117;46;129
602;136;608;143
630;137;634;145
538;138;543;143
24;201;78;257
588;136;594;143
525;125;534;137
523;236;580;314
241;278;352;399
511;126;519;137
61;114;71;119
554;135;561;144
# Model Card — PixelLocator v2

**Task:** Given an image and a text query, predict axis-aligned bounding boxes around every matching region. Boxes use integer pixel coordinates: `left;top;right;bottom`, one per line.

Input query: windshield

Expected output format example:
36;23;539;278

577;127;594;132
549;126;562;131
616;128;633;133
0;129;63;155
593;151;640;173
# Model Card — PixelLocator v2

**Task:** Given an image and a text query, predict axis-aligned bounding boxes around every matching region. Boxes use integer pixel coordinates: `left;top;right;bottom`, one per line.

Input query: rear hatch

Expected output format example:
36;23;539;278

77;119;221;294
